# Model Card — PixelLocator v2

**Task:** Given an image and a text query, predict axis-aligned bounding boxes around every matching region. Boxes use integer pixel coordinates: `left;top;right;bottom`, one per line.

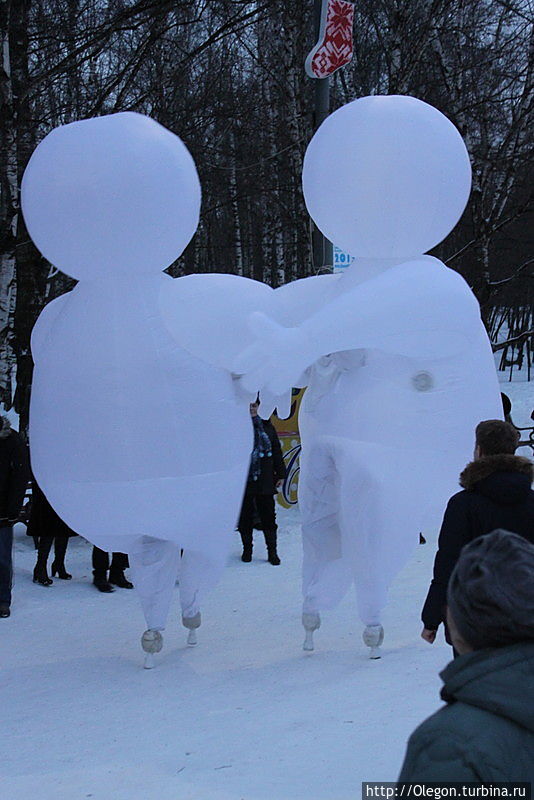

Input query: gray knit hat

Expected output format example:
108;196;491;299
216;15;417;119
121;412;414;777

447;529;534;650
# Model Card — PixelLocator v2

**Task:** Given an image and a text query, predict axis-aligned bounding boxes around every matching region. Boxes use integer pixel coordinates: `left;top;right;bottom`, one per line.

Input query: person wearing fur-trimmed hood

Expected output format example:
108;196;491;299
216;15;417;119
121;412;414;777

421;419;534;646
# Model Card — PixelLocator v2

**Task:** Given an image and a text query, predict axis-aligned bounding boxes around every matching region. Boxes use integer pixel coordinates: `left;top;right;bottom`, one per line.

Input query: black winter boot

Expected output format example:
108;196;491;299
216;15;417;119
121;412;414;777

33;536;53;585
239;530;253;562
33;564;53;585
93;572;114;592
109;569;133;589
264;529;280;565
51;535;72;579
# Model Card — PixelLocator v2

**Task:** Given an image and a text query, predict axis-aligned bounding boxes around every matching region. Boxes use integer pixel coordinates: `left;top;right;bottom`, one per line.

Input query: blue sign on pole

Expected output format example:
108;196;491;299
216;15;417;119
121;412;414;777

333;245;354;272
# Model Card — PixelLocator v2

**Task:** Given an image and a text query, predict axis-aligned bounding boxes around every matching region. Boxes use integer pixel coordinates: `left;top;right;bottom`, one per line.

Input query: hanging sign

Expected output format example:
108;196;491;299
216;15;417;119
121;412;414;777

305;0;355;79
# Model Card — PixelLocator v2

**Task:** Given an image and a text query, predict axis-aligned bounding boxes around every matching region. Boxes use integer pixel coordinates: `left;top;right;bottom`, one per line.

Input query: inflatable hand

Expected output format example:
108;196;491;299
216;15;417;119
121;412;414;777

256;388;293;421
233;312;310;395
159;273;274;373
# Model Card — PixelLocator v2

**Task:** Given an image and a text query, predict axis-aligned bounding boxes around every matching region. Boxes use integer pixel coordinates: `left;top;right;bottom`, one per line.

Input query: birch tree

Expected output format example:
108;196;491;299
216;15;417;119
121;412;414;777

1;0;532;430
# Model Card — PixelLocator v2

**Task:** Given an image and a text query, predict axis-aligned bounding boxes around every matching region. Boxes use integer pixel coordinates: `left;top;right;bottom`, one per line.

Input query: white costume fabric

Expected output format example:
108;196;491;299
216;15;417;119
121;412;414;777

22;112;273;631
235;96;502;628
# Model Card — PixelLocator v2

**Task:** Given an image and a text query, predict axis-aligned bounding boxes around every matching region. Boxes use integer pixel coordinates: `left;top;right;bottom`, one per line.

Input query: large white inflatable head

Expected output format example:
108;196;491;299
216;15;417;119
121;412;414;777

302;95;472;260
21;111;201;279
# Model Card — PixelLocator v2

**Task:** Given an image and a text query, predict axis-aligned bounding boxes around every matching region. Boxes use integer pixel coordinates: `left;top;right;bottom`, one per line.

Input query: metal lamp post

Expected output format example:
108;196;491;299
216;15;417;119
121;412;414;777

305;0;355;273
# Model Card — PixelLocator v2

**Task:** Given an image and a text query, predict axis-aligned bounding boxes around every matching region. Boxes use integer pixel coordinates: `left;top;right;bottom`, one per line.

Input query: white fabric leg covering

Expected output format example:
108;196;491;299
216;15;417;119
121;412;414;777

129;537;182;631
178;551;203;621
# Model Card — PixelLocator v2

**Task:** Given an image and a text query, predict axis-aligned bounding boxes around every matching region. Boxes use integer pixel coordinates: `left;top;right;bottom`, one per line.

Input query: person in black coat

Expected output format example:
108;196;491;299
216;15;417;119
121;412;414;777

28;481;77;585
421;419;534;647
0;416;30;617
238;398;287;565
28;482;132;592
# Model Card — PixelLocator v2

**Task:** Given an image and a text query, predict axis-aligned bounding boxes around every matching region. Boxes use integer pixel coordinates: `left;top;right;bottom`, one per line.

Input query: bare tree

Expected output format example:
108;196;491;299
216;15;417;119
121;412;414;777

1;0;532;430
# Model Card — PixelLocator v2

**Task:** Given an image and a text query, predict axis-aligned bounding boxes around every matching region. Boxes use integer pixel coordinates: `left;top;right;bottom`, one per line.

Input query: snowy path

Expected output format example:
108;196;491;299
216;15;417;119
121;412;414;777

2;376;531;800
3;510;449;800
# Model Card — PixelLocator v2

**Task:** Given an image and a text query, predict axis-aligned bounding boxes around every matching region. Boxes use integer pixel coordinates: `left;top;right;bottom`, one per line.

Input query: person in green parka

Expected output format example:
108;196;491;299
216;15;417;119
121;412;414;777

399;529;534;783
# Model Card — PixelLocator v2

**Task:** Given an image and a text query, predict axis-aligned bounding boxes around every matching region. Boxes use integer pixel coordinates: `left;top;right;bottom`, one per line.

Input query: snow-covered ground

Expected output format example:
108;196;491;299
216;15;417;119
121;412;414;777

2;376;532;800
3;507;447;800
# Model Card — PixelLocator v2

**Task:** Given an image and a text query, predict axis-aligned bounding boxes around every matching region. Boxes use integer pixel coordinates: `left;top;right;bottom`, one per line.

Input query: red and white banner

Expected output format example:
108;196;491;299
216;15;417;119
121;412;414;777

305;0;355;79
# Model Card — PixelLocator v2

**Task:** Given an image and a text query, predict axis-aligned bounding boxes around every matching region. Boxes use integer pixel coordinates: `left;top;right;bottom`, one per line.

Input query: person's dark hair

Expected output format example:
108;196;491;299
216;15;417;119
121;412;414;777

475;419;519;456
447;529;534;650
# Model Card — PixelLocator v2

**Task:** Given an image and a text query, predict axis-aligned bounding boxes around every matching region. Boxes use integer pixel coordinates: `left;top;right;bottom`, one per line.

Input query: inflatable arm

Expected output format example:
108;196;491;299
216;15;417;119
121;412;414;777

235;259;482;395
159;272;292;416
159;273;275;371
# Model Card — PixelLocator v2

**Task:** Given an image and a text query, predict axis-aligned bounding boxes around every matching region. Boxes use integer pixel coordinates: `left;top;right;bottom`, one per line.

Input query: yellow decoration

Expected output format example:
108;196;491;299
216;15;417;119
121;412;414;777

271;388;305;508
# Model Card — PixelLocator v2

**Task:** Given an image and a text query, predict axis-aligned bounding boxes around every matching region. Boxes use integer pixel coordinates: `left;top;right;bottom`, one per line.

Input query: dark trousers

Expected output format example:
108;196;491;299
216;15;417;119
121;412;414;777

238;493;276;536
238;493;277;555
36;533;69;569
92;547;128;578
0;525;14;605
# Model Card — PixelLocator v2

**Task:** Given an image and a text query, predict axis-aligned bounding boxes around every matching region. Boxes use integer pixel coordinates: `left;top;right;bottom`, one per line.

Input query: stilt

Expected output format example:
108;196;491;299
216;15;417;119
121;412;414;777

144;652;155;669
141;629;163;669
362;624;384;659
302;612;321;651
186;629;197;646
182;611;201;646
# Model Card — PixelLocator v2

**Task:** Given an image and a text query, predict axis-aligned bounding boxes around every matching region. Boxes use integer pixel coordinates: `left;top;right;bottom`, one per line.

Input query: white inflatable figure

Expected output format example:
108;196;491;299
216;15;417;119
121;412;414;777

234;96;502;657
22;112;281;667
